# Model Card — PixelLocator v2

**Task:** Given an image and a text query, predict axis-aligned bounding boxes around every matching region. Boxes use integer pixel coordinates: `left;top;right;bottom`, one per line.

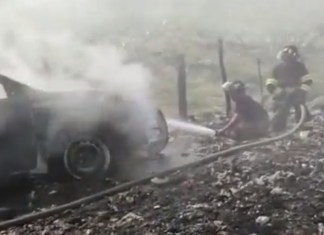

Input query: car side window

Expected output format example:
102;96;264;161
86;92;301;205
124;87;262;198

0;84;8;100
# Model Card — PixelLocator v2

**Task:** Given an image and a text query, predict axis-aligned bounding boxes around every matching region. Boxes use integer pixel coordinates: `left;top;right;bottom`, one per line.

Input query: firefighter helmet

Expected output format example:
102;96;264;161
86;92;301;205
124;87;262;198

276;45;300;61
222;80;246;94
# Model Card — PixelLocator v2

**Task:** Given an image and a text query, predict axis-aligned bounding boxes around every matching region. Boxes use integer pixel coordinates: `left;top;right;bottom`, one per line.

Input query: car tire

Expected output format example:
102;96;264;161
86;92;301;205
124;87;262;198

62;136;111;180
147;109;169;155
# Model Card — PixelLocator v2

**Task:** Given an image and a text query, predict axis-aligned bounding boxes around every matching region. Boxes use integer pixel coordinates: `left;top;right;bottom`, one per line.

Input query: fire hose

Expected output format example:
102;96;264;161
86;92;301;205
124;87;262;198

0;105;307;230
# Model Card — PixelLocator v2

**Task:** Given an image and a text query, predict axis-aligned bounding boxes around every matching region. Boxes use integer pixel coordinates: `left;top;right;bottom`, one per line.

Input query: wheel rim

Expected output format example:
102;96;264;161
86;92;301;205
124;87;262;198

63;138;111;180
147;109;169;155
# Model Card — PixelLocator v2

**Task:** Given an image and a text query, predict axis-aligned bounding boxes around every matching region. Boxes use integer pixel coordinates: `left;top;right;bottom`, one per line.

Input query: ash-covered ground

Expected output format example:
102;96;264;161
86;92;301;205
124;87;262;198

3;113;324;235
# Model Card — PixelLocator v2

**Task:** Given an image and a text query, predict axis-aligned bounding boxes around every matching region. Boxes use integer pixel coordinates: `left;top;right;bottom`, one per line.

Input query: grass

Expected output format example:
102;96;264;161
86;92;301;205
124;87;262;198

108;18;324;117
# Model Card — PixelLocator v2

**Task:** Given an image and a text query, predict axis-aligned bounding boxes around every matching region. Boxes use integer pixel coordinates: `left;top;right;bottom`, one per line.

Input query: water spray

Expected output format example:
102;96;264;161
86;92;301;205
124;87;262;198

166;119;215;137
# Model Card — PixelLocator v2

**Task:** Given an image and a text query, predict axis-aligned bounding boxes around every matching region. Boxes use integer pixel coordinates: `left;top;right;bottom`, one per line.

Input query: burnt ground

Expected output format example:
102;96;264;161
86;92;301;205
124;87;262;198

3;115;324;235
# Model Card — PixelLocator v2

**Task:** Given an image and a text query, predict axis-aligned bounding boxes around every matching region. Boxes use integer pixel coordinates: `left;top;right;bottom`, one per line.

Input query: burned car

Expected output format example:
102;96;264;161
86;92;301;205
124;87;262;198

0;74;168;182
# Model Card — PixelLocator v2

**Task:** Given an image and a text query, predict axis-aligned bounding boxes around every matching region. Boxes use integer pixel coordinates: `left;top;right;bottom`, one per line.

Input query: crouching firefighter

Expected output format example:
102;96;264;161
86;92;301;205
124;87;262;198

215;80;270;141
266;45;313;132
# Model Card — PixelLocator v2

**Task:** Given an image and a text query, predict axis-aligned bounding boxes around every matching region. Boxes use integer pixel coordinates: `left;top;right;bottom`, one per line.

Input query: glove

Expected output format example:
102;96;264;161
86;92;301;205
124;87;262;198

265;78;278;94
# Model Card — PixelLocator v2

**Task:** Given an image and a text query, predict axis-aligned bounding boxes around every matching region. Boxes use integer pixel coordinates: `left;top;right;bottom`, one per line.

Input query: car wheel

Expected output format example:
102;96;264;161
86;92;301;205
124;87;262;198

146;109;169;155
63;136;111;180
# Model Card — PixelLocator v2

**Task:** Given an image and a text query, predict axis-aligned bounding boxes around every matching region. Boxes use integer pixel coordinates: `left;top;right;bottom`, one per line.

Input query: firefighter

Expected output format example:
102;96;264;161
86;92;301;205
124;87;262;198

266;45;313;132
215;80;269;141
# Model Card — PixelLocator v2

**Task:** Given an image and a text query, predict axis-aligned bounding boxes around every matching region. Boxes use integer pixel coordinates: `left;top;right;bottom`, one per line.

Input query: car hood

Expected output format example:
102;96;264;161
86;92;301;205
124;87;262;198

31;90;109;108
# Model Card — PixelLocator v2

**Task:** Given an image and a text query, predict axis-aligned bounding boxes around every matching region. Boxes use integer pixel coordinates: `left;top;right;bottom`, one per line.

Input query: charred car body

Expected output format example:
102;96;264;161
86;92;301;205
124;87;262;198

0;74;168;183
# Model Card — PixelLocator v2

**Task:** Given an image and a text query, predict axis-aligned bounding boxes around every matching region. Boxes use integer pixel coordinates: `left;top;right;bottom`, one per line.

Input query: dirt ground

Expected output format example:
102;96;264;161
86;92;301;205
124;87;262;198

1;113;324;235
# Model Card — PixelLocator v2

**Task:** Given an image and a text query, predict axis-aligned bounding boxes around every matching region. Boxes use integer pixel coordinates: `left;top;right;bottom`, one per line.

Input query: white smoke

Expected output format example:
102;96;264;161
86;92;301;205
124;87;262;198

0;0;152;98
2;0;322;88
0;0;158;148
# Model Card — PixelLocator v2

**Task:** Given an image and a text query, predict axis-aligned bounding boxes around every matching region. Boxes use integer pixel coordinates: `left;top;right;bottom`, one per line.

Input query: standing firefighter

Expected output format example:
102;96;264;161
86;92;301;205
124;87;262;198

266;45;313;131
215;80;269;141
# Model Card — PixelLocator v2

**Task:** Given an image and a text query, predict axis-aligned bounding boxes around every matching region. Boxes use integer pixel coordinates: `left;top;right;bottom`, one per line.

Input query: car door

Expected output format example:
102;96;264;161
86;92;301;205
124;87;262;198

0;84;37;175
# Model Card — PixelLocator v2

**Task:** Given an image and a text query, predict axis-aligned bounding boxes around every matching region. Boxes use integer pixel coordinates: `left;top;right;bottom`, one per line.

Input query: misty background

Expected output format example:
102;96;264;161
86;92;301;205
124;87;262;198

0;0;323;115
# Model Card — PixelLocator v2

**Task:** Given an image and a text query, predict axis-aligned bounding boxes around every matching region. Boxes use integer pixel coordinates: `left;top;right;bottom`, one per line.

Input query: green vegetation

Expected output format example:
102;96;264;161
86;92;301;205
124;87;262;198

101;0;324;116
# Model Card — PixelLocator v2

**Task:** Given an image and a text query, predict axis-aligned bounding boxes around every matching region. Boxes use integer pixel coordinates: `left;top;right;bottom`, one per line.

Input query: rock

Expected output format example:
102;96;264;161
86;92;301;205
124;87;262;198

318;223;324;235
110;218;118;223
255;216;270;226
255;177;266;186
151;177;170;185
125;196;135;204
115;213;144;227
213;220;226;230
190;203;210;209
270;187;285;195
85;229;92;235
299;131;311;140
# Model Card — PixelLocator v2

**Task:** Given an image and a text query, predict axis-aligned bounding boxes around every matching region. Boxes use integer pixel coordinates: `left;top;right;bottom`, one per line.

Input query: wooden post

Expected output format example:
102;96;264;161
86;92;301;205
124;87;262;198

177;54;188;119
257;58;264;105
218;39;231;117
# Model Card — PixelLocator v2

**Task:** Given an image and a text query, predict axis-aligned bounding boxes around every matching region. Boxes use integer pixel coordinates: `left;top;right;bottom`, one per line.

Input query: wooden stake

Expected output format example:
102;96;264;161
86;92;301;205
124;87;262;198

257;58;264;105
218;39;231;117
177;54;188;119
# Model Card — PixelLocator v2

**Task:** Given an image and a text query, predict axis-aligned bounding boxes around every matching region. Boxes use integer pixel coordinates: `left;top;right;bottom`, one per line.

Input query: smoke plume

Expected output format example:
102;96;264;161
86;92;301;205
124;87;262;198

0;0;158;147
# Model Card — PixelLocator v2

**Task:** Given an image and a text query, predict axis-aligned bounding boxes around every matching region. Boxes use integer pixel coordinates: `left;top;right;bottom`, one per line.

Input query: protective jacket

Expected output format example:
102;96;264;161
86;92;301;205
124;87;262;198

266;60;312;94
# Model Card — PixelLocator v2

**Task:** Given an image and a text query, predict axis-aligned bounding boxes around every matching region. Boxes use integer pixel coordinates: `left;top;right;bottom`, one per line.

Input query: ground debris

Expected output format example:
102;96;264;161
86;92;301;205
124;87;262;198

255;216;270;226
3;115;324;234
